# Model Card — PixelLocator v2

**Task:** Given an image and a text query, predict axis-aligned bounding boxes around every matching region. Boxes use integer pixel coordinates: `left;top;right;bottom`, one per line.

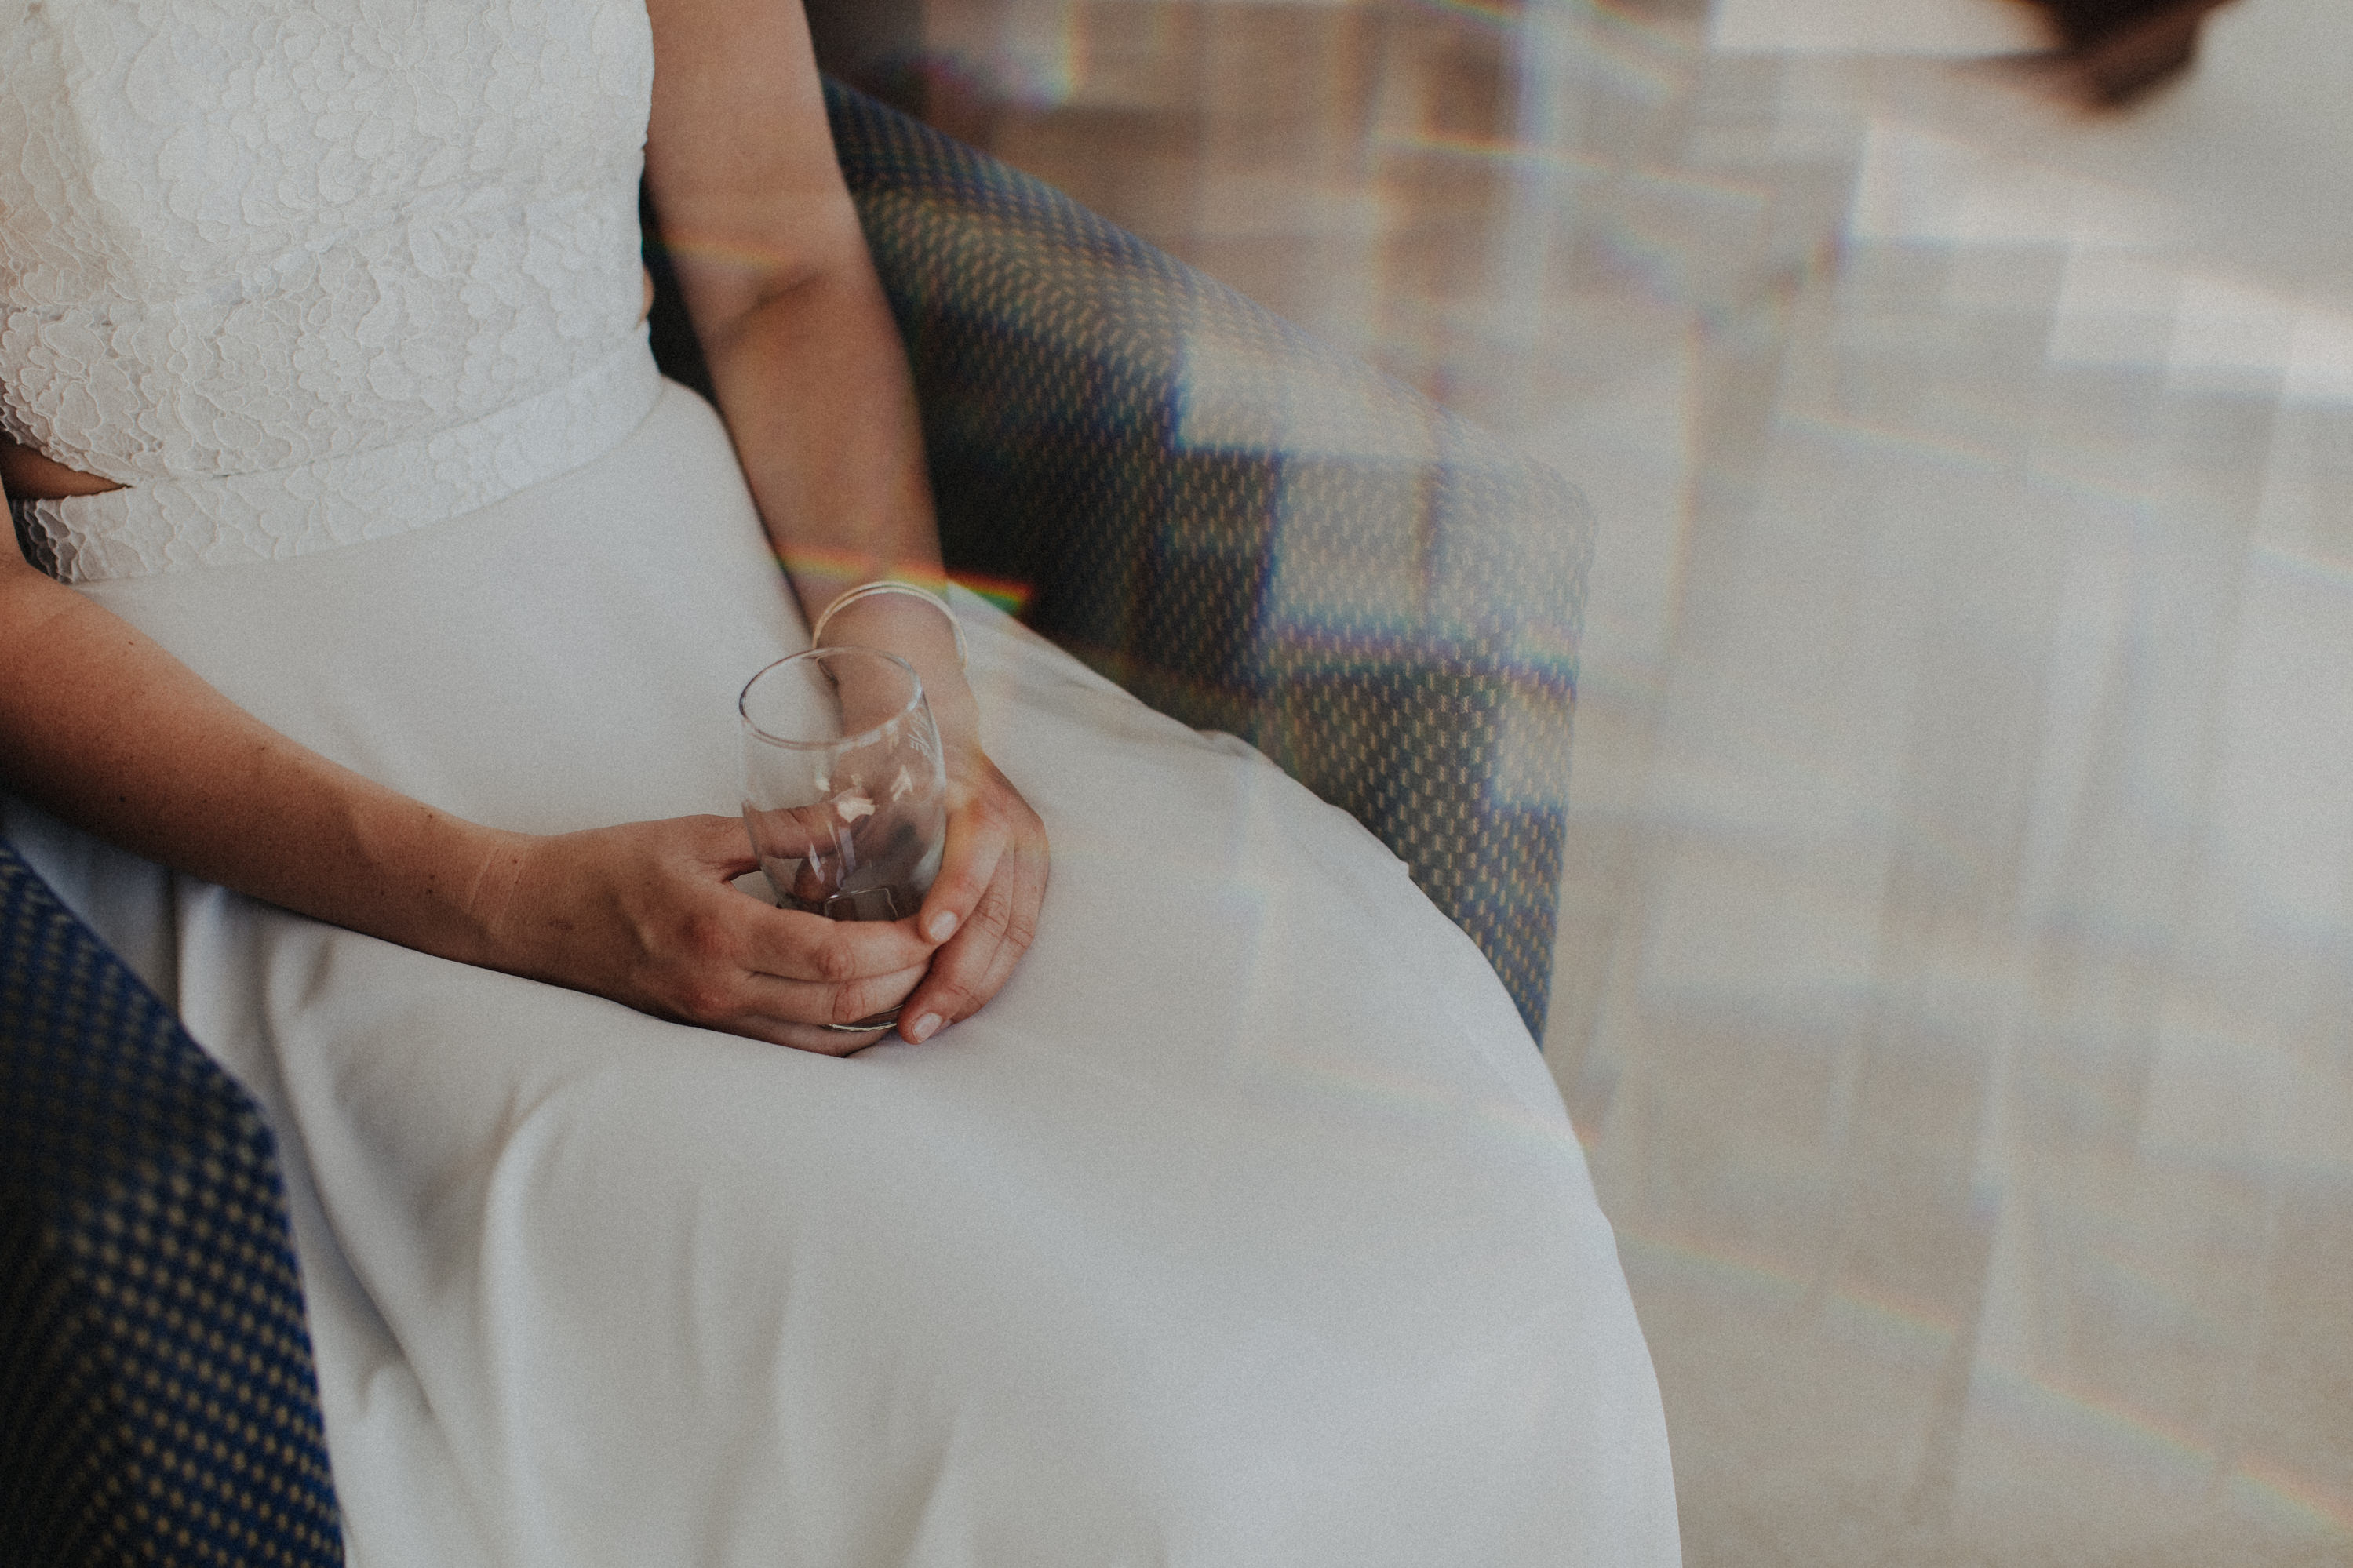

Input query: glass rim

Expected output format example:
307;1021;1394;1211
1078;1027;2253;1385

738;646;927;752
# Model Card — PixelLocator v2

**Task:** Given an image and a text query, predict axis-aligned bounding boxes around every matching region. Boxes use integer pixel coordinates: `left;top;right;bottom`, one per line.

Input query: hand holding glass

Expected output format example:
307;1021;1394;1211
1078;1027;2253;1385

739;647;948;1032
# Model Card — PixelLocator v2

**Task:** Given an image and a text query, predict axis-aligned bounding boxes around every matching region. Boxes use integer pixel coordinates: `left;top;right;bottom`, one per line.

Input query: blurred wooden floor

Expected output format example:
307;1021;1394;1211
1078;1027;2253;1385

816;6;2353;1567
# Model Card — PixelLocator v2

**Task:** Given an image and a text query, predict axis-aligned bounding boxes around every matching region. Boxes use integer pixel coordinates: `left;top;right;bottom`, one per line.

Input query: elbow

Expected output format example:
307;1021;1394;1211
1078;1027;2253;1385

655;192;871;369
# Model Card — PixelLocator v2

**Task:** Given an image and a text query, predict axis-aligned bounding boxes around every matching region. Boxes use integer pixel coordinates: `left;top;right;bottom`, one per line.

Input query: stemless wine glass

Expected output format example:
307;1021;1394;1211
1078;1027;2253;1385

739;646;949;1032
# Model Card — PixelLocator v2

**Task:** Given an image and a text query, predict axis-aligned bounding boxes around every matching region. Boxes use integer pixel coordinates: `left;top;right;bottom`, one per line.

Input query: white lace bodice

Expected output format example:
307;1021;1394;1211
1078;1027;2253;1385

0;0;661;580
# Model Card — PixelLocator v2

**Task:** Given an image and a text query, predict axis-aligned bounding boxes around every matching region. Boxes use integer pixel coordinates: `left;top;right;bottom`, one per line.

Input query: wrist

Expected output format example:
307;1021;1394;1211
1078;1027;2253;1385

347;795;529;971
811;580;967;668
812;593;971;727
446;824;542;974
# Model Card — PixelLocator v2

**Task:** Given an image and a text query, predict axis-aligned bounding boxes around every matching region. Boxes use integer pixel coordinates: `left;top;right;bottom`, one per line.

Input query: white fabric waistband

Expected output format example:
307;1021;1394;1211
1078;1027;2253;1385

14;333;665;584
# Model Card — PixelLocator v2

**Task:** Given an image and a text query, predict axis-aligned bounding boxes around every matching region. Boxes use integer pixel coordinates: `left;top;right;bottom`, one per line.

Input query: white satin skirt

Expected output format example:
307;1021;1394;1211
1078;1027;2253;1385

11;380;1679;1567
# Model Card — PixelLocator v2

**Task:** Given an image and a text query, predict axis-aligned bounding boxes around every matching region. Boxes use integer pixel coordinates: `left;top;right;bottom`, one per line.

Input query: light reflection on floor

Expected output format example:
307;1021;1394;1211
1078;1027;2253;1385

872;2;2353;1563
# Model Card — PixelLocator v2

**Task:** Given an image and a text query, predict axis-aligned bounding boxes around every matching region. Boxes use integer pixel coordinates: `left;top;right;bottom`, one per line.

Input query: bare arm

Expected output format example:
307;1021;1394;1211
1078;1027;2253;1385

0;480;933;1052
644;0;1048;1042
0;504;510;961
640;9;937;626
0;0;1036;1053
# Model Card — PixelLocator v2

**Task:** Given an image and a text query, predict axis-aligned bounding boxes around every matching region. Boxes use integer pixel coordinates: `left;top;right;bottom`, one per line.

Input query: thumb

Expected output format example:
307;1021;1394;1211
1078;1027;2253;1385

693;813;763;879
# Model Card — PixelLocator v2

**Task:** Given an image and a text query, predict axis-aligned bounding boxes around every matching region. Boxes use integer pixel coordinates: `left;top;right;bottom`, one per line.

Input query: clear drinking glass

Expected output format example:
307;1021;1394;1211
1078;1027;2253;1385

739;647;949;1031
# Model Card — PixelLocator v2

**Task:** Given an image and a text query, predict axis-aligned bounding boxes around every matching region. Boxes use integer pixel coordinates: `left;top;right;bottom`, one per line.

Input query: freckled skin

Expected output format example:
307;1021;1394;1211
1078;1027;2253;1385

0;0;1047;1053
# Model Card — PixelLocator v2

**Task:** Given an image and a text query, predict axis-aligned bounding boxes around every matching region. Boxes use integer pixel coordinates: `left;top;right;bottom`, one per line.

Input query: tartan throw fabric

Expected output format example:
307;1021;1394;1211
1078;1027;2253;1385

0;839;344;1567
815;82;1593;1038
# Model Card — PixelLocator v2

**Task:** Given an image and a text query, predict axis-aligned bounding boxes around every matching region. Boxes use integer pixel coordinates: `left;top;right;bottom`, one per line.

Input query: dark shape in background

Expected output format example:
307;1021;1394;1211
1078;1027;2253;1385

804;0;930;115
2020;0;2245;103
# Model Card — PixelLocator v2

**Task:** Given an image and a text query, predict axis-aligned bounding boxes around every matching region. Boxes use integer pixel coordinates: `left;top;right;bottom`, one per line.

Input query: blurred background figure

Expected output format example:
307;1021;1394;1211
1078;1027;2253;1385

1703;0;2246;102
2028;0;2246;104
803;2;2352;1565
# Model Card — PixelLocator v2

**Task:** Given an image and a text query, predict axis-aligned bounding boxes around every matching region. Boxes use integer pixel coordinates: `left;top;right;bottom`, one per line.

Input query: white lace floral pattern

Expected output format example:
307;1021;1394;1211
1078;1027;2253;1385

0;0;658;582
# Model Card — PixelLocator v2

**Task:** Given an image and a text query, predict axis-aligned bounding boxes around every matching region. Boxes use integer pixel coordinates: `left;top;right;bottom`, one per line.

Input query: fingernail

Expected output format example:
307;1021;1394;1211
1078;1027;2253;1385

927;911;958;942
910;1013;942;1043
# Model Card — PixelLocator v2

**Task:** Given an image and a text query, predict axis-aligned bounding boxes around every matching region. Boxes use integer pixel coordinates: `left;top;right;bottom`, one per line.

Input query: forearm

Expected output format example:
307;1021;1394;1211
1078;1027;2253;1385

637;0;1046;1040
699;247;942;613
0;555;515;962
642;0;944;622
688;219;976;744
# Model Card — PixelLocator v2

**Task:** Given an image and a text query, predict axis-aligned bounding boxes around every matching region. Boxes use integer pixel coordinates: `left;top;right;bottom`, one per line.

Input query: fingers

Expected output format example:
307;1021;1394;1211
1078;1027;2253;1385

505;814;945;1057
687;813;762;879
898;815;1046;1043
655;819;934;1045
736;900;935;983
654;926;927;1053
716;1005;897;1057
741;801;840;865
913;786;1011;947
727;966;928;1053
626;769;1047;1054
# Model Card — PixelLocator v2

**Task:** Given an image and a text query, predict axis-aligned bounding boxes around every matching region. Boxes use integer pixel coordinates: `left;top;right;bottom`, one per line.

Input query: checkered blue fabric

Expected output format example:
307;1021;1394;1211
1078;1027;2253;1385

4;70;1590;1568
810;83;1593;1036
650;87;1591;1037
0;839;343;1566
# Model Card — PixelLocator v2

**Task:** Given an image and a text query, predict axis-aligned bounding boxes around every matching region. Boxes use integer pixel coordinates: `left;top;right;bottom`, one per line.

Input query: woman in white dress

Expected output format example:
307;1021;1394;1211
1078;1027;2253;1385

0;0;1680;1561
